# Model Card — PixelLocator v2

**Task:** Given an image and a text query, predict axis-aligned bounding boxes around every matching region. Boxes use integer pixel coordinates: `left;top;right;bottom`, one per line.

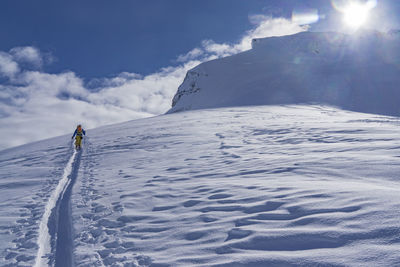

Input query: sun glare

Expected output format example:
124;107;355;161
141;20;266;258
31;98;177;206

332;0;377;30
343;3;370;28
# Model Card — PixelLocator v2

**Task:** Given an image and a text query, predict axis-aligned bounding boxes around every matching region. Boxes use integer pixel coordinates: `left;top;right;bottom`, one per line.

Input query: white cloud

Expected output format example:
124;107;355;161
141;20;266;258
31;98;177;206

201;40;233;57
87;60;200;115
292;9;320;26
0;52;20;78
0;48;201;150
176;17;308;62
248;14;271;25
0;17;308;150
176;48;204;62
236;17;309;51
10;46;43;68
87;72;143;89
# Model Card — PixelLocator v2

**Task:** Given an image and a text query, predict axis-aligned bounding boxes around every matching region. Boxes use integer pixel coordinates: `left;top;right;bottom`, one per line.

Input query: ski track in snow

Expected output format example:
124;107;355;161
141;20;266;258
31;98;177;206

34;142;78;267
0;138;73;266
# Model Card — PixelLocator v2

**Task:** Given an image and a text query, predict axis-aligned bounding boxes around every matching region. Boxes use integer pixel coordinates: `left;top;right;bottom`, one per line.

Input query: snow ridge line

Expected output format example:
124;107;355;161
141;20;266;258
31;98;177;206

34;145;78;267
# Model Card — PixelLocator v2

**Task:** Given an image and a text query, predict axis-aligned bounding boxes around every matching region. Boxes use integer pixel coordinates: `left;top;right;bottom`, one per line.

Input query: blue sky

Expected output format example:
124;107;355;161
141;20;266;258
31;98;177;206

0;0;400;150
1;0;399;78
1;0;269;78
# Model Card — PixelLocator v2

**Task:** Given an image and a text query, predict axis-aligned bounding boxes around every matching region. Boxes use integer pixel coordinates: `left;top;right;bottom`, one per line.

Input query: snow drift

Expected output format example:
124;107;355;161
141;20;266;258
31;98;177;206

169;30;400;116
1;105;400;266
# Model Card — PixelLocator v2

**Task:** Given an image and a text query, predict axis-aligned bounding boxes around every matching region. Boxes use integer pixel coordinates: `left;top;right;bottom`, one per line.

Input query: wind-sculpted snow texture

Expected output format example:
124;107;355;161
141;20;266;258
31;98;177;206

1;105;400;266
72;105;400;266
169;31;400;116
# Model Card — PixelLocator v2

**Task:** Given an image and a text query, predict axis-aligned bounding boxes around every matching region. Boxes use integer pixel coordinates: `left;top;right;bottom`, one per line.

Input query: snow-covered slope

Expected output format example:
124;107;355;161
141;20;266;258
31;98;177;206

1;105;400;266
169;31;400;116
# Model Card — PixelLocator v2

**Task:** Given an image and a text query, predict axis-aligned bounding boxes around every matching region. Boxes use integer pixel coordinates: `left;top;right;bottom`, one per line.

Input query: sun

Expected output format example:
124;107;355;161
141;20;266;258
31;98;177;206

331;0;377;29
343;3;371;29
343;3;370;28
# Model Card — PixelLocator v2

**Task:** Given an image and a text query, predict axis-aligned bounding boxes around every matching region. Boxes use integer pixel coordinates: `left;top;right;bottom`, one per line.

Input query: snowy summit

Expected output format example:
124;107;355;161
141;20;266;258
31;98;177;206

170;30;400;116
1;30;400;267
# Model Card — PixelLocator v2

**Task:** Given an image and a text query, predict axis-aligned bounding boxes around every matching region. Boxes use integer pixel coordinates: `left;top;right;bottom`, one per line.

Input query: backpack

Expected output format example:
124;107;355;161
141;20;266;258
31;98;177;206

76;128;83;137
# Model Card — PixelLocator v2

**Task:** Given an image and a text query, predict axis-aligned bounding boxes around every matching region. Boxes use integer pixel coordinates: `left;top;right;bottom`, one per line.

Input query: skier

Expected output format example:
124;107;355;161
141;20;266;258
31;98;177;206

71;124;86;150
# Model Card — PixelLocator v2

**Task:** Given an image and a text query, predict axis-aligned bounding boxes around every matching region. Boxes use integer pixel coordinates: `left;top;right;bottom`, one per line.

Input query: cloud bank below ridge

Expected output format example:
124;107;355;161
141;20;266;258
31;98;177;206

0;17;306;150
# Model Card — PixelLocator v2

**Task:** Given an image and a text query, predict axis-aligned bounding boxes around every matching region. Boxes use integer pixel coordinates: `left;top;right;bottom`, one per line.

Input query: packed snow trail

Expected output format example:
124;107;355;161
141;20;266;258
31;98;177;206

34;142;80;267
55;147;82;267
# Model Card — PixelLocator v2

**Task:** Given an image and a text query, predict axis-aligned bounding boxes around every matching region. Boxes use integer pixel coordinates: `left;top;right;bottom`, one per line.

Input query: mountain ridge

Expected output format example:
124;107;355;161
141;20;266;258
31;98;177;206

169;30;400;116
